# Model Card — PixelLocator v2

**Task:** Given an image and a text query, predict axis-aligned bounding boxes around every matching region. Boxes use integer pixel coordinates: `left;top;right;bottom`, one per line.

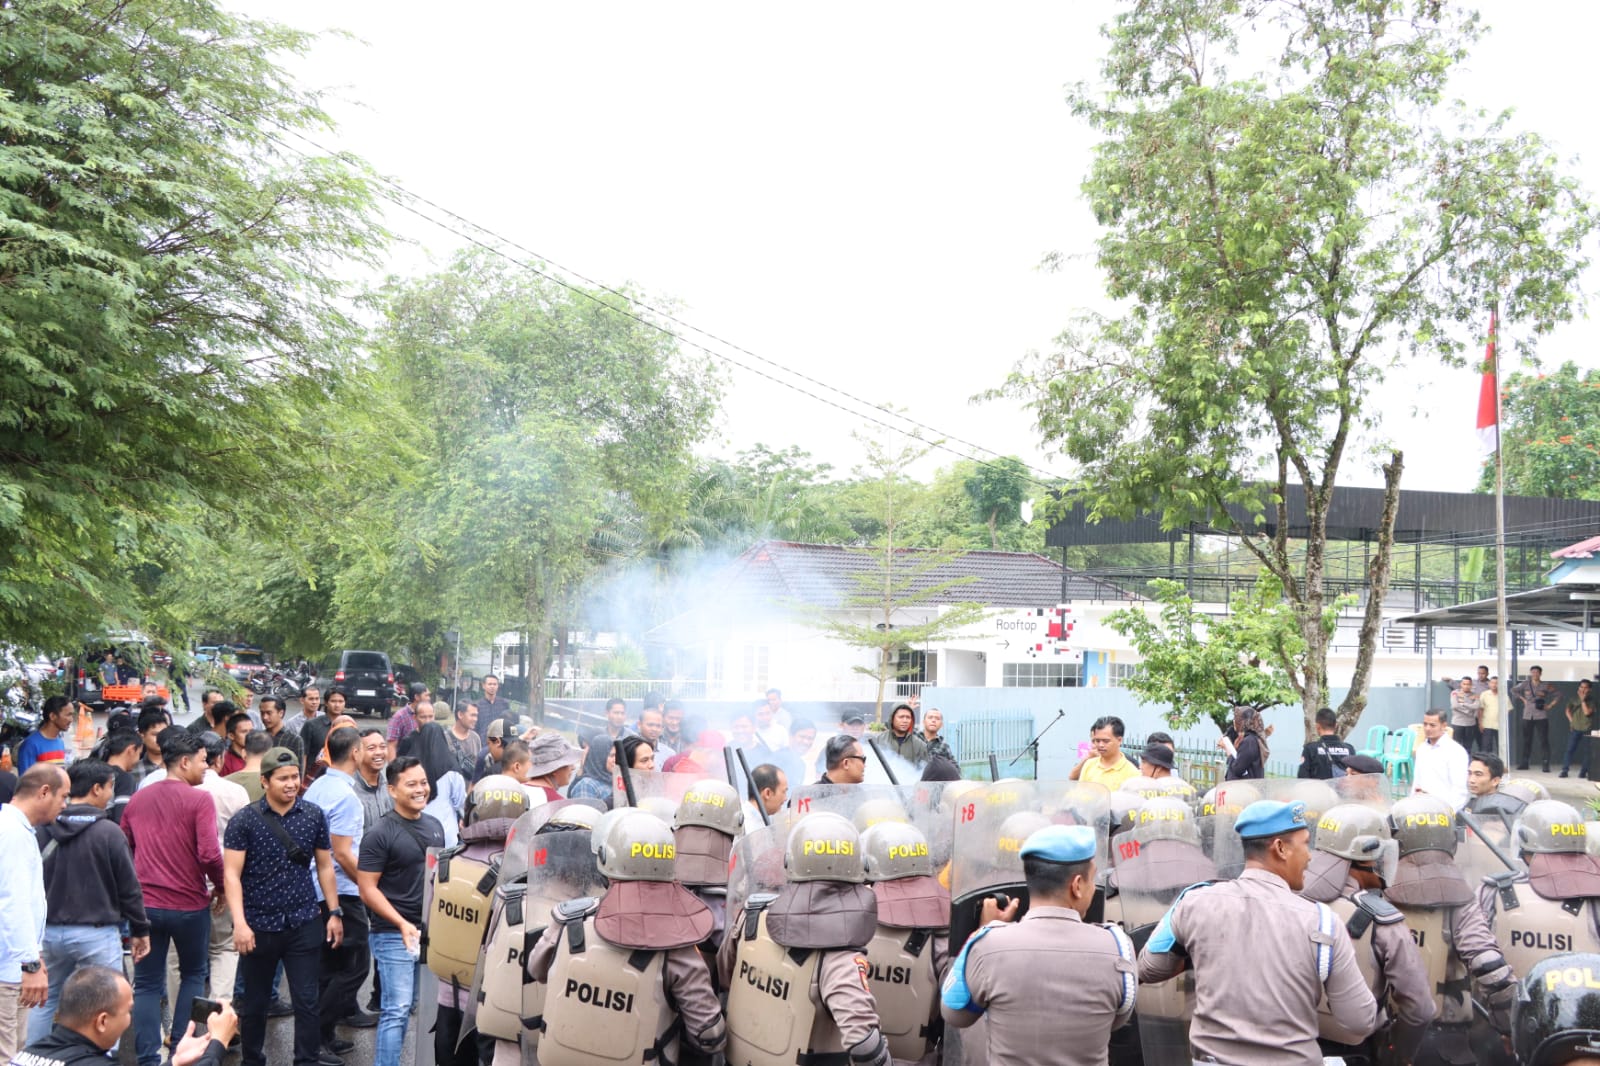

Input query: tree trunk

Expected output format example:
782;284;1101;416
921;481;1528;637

1338;451;1404;736
988;510;999;550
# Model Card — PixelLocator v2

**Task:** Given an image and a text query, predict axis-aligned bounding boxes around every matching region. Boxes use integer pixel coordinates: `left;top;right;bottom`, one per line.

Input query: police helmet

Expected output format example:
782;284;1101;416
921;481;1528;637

545;801;602;833
1387;794;1458;858
596;810;676;882
784;812;864;884
673;779;744;837
1501;777;1552;807
640;796;678;824
996;812;1053;864
1287;780;1340;824
1313;803;1390;862
591;807;632;856
1131;796;1201;847
860;821;934;881
466;774;530;826
1202;782;1259;817
853;797;910;832
1119;776;1168;797
1513;800;1591;856
1515;954;1600;1066
1153;777;1196;802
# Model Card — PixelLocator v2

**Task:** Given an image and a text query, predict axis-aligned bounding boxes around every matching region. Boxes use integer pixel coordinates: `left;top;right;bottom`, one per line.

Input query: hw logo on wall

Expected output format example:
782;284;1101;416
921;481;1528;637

1025;606;1074;658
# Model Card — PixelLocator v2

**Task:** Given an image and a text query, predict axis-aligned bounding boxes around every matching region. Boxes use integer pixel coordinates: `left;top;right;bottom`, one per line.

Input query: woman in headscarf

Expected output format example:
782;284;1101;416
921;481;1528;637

413;721;467;846
1225;706;1269;780
567;735;615;807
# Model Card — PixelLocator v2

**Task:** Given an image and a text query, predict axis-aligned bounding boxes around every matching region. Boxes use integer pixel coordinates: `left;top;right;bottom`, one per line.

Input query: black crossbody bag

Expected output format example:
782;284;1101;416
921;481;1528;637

247;800;310;866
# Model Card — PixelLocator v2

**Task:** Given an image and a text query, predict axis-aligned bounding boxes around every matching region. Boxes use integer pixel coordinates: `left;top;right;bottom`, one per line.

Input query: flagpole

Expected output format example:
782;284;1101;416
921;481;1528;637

1492;303;1510;770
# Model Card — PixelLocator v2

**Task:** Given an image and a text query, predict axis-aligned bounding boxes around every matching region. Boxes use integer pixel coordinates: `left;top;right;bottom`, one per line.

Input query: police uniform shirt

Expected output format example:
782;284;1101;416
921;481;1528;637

942;906;1134;1066
1330;874;1437;1061
1138;868;1377;1065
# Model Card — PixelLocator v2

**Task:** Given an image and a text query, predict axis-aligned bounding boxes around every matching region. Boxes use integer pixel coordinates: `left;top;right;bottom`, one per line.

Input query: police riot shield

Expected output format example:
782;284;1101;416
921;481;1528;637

612;766;711;822
726;816;795;927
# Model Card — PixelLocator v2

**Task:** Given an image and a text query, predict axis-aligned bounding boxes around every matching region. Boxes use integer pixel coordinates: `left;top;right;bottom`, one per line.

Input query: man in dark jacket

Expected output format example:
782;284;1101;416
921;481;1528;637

29;760;151;1043
15;964;235;1066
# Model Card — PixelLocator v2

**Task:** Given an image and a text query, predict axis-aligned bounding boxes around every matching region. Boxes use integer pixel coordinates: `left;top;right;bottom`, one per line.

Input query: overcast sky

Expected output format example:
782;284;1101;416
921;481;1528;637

237;0;1600;496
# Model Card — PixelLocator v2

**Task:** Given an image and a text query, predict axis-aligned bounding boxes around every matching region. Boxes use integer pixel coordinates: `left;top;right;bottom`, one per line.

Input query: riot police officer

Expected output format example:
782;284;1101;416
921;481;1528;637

719;811;890;1066
1298;802;1436;1063
1384;794;1516;1065
941;824;1135;1065
528;809;725;1064
1479;800;1600;978
1514;953;1600;1065
672;778;745;952
860;821;949;1066
1138;799;1378;1065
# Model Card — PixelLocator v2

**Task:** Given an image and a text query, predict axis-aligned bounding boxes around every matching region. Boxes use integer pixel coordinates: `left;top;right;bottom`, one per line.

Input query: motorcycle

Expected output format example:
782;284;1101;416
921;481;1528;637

0;679;42;762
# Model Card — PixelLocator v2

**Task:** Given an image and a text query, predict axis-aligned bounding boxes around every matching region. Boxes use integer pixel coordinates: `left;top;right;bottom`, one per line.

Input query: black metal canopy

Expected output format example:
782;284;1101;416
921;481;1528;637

1398;585;1600;632
1045;483;1600;548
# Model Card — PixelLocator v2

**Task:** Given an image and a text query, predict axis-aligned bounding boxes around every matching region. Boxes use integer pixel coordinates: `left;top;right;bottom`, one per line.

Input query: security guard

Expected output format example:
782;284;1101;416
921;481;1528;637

1138;799;1378;1065
1383;794;1516;1066
528;810;725;1064
941;824;1134;1065
1298;802;1436;1064
1479;800;1600;978
860;821;949;1066
718;811;891;1066
1513;953;1600;1066
427;774;527;1066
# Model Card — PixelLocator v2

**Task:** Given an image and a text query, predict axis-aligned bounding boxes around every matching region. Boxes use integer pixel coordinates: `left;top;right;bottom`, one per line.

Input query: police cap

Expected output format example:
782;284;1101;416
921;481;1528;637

1019;825;1097;864
1234;800;1309;840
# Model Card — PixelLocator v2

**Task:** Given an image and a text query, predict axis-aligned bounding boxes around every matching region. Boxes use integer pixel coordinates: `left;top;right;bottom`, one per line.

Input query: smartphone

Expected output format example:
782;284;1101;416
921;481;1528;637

189;997;222;1029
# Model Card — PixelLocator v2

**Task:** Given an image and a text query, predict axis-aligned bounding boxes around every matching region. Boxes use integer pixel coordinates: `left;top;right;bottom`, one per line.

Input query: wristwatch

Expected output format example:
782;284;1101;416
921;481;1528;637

20;960;41;974
327;908;344;919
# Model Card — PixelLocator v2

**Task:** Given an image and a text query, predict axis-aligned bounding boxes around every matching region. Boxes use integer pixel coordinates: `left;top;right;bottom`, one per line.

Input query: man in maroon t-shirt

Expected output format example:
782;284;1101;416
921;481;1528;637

121;729;224;1066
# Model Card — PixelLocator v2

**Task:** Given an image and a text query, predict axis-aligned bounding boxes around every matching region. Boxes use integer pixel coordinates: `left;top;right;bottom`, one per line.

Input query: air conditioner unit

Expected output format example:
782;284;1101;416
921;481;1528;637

1537;631;1562;651
1382;627;1409;649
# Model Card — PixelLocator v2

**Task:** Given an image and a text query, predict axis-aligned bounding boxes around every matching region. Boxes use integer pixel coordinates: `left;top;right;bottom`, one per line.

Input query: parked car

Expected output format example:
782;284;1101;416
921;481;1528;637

329;650;396;717
391;663;426;702
224;647;269;684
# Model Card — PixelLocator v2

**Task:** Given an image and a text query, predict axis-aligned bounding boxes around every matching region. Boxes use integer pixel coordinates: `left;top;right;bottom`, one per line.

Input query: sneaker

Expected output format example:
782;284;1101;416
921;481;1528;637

317;1049;344;1066
326;1038;356;1054
341;1011;379;1029
267;1000;294;1018
1561;770;1570;778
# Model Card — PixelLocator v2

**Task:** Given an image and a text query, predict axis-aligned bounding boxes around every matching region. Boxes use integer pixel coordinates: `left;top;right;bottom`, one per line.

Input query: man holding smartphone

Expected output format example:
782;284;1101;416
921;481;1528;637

222;748;343;1066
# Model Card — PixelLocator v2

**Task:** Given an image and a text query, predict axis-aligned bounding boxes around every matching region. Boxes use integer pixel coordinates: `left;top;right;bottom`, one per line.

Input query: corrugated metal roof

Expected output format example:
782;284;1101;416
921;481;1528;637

712;540;1136;610
1552;536;1600;560
1046;483;1600;547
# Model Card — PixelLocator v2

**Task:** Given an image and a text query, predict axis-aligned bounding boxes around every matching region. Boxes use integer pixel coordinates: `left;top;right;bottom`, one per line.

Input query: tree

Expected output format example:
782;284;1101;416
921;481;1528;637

1106;577;1335;733
964;457;1033;550
994;0;1595;737
1480;362;1600;499
0;0;384;653
810;431;987;721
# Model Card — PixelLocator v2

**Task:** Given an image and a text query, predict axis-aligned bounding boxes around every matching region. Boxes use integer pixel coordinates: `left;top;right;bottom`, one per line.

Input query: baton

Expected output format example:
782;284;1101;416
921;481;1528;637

735;747;770;827
867;738;899;785
613;739;638;808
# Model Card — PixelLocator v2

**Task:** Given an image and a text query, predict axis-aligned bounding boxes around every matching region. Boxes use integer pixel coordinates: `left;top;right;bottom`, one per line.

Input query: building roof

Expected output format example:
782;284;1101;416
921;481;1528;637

1397;584;1600;632
706;540;1134;611
1552;536;1600;560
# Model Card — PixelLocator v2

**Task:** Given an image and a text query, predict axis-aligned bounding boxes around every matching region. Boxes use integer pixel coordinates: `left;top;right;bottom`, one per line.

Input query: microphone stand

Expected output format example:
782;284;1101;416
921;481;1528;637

1011;709;1066;780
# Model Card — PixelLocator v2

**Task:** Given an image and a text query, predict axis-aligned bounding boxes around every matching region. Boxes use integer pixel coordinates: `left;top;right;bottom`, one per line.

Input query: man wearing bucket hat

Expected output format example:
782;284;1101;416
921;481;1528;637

1136;741;1185;787
941;824;1135;1065
1138;799;1378;1065
518;732;583;804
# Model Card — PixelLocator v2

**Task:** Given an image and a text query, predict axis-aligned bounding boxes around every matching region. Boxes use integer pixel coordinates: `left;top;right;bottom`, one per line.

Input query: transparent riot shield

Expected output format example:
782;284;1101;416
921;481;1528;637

612;767;710;821
948;780;1044;952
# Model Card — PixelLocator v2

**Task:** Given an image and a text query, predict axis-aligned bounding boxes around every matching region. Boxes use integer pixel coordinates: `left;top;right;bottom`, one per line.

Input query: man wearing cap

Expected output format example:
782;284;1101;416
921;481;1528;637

942;824;1136;1064
520;732;582;804
222;748;342;1066
473;718;507;781
1137;742;1184;785
1138;799;1378;1064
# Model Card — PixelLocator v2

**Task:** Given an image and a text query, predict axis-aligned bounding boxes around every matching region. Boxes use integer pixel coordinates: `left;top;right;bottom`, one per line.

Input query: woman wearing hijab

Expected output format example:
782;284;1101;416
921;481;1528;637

414;721;467;846
568;736;616;806
1225;706;1269;780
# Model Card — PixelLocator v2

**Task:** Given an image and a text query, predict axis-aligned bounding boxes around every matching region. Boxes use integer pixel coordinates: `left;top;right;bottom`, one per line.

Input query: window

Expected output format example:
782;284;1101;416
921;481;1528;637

742;646;769;693
1002;661;1081;687
1108;662;1141;687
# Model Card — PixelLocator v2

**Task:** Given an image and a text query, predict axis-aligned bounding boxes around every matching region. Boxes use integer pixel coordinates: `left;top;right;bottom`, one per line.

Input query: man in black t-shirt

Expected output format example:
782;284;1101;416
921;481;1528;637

356;756;444;1066
101;731;142;824
1297;707;1356;779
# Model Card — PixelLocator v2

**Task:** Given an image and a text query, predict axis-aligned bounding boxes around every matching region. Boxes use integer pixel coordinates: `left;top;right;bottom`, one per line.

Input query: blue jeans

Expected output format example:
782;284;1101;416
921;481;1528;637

369;931;418;1066
28;925;123;1044
133;908;210;1066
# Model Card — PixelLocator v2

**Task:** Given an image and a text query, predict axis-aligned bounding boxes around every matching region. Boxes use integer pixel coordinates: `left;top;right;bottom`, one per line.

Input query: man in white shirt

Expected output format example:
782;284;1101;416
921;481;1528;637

0;764;70;1061
1413;708;1470;810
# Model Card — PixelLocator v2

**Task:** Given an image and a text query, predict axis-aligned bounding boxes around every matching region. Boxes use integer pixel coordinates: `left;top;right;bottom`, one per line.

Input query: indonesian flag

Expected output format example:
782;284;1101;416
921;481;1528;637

1476;309;1499;457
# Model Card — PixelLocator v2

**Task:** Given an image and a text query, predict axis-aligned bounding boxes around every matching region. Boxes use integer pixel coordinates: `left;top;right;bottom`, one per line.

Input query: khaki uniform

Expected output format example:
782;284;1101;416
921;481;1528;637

1138;868;1378;1065
941;906;1135;1066
1479;875;1600;982
1323;876;1437;1063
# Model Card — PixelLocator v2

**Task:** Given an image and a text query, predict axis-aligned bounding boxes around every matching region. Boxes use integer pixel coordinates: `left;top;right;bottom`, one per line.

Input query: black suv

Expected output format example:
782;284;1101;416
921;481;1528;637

328;650;395;717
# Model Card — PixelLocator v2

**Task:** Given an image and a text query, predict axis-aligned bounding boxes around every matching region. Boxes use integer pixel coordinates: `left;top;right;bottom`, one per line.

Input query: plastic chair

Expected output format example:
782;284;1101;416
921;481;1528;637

1357;725;1389;760
1384;729;1416;787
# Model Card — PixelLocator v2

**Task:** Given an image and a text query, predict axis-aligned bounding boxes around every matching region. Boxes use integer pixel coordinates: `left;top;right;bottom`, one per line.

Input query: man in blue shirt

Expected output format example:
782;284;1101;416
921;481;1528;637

222;748;342;1066
302;728;368;1057
17;697;72;775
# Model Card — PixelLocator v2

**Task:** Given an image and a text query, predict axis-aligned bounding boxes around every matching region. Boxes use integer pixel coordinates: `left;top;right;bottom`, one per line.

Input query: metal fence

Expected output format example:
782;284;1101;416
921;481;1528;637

952;712;1038;780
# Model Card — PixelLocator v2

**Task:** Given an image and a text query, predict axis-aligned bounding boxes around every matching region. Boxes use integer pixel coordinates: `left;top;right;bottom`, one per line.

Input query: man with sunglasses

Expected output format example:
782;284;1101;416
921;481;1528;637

817;735;867;786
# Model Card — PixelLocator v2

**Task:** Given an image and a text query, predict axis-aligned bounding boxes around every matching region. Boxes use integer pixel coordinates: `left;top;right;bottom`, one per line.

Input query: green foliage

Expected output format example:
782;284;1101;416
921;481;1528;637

1107;578;1333;733
591;643;648;680
808;430;987;721
993;0;1595;733
0;0;384;653
1480;363;1600;500
963;457;1033;550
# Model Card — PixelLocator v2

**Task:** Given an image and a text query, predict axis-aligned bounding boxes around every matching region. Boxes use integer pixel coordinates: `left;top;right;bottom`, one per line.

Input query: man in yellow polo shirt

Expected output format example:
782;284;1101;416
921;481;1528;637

1070;715;1140;789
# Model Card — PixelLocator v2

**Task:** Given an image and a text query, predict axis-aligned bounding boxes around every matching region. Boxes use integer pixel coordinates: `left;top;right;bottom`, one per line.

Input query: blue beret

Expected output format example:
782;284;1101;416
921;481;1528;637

1234;800;1309;840
1019;824;1097;863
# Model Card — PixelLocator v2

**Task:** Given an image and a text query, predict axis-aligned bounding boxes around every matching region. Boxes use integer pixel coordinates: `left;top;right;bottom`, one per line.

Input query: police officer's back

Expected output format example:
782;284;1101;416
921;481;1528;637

1479;800;1600;977
941;825;1136;1066
1138;799;1378;1065
1298;802;1436;1063
718;811;891;1066
860;821;950;1065
673;778;745;956
527;810;725;1065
